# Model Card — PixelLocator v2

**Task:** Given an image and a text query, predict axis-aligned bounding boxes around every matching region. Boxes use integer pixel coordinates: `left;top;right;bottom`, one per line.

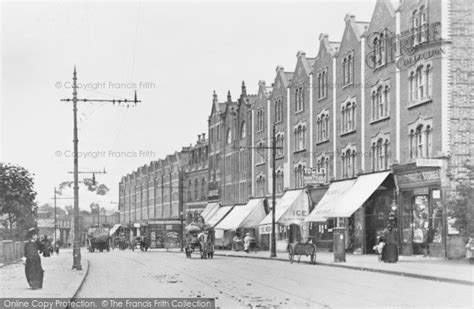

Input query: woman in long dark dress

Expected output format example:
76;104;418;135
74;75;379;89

24;230;44;289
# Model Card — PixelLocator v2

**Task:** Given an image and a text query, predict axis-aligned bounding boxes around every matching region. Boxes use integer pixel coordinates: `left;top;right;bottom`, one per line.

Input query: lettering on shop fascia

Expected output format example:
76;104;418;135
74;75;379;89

397;170;440;185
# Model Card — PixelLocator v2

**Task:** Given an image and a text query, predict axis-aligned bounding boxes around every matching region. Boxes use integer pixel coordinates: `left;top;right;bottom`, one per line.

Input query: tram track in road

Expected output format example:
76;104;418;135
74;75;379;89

158;253;332;308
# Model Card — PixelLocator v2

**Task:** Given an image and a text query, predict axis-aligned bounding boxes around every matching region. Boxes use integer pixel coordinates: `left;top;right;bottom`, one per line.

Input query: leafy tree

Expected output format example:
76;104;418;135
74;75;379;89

448;162;474;237
0;163;38;239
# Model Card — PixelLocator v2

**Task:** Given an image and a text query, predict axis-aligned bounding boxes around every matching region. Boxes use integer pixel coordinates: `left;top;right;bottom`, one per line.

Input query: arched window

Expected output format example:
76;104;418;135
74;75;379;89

241;121;246;138
425;64;432;97
227;128;232;144
409;71;415;102
426;125;432;158
201;178;206;199
416;125;424;158
276;170;284;193
409;129;415;159
343;58;347;85
194;179;199;200
412;10;419;45
417;66;424;99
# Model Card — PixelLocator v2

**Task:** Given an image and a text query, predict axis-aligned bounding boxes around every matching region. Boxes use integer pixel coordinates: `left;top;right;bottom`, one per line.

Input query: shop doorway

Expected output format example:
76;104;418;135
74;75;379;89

364;192;392;254
288;224;302;244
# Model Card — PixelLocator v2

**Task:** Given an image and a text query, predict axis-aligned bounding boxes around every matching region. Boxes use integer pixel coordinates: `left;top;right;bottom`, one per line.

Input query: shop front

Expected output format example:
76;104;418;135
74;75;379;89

306;171;395;254
214;198;267;249
258;190;311;252
394;164;445;257
147;219;183;249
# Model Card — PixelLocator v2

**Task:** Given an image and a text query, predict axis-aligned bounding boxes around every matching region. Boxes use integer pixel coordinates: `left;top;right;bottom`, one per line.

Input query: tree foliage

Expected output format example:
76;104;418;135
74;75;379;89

448;163;474;237
0;163;38;239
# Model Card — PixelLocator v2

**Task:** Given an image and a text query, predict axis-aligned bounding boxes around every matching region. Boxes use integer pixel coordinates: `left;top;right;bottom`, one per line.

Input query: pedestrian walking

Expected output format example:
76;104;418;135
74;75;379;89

24;228;44;290
382;226;398;263
244;233;251;253
41;235;51;257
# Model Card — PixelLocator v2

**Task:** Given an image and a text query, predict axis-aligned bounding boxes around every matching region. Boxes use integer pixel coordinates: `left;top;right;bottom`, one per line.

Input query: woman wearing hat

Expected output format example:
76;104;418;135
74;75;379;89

24;228;44;289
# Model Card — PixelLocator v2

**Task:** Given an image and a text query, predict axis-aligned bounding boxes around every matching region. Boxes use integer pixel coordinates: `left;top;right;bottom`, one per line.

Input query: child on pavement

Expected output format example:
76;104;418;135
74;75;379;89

373;237;385;262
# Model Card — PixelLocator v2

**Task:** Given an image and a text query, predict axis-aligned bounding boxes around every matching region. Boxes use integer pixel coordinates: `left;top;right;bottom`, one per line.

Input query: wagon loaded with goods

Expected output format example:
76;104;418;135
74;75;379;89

185;223;215;259
87;226;111;252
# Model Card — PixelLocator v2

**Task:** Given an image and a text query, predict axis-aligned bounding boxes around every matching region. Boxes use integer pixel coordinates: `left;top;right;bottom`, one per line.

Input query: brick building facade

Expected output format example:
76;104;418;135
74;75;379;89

118;0;472;257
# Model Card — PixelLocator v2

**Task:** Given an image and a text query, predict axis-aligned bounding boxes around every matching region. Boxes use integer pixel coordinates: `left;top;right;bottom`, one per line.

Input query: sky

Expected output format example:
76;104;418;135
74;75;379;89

1;0;376;212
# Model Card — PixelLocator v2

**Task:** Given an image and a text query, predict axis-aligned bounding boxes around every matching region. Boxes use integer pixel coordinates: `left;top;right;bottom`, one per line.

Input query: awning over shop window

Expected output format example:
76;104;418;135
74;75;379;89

109;224;121;236
201;202;220;223
259;190;310;227
206;205;234;227
305;179;356;222
308;171;391;220
215;199;266;231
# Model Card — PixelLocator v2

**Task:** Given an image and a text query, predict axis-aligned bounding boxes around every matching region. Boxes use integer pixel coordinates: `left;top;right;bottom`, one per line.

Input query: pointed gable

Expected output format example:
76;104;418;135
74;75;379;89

366;0;397;35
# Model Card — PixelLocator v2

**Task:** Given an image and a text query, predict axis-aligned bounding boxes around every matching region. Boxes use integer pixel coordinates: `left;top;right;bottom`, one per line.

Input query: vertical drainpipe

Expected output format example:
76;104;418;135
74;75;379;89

441;0;450;156
360;36;366;172
251;109;255;197
309;73;314;168
440;0;450;260
332;57;337;179
395;8;401;164
286;86;291;188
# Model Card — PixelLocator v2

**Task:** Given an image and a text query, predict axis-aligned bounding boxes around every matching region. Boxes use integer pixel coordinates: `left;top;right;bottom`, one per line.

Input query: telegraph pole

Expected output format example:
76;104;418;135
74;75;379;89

271;124;277;258
61;67;140;270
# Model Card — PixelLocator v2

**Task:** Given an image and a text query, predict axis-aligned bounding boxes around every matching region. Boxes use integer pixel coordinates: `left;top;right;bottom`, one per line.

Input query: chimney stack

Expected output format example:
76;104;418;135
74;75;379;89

202;133;206;140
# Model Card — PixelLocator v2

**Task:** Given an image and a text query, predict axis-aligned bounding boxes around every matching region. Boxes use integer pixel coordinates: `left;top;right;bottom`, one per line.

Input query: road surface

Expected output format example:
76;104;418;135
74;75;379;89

77;249;473;308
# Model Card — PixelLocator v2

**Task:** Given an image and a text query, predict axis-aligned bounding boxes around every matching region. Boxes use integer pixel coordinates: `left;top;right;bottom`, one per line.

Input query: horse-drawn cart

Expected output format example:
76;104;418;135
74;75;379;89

287;241;317;264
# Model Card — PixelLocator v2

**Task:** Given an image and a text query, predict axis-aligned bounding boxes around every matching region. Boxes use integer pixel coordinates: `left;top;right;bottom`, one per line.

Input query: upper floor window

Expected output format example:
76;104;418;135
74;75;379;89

341;100;356;134
409;124;432;160
216;124;220;141
295;87;304;112
276;134;284;157
194;179;199;200
342;53;354;86
412;6;429;46
201;178;206;199
317;69;328;99
371;138;390;172
275;98;283;123
294;164;305;188
316;156;330;183
409;64;432;105
294;125;306;151
276;170;284;193
316;112;330;143
341;148;357;179
256;175;266;197
226;128;232;145
241;121;247;138
257;109;264;132
371;85;390;120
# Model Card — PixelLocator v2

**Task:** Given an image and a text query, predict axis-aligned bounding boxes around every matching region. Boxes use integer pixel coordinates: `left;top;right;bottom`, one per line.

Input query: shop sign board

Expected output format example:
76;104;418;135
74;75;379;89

397;169;440;185
259;224;272;235
416;158;443;167
304;168;327;185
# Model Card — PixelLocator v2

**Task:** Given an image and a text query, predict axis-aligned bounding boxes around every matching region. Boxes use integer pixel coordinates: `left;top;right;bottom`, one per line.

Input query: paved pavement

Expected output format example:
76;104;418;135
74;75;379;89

0;248;89;298
160;247;473;285
213;249;474;285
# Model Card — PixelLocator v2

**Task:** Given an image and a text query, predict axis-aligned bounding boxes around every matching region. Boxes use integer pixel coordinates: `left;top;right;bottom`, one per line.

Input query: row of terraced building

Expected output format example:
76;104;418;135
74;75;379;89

118;0;473;258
